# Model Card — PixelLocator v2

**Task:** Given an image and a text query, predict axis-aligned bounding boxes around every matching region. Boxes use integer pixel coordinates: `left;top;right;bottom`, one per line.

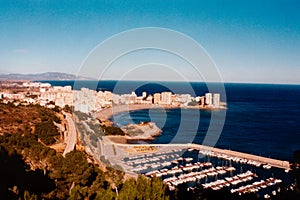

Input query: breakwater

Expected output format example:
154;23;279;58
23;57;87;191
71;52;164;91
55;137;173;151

189;144;290;170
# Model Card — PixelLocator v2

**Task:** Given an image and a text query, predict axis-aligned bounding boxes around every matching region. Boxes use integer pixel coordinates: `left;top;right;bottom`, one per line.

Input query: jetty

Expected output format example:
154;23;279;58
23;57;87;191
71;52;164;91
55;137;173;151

189;144;290;170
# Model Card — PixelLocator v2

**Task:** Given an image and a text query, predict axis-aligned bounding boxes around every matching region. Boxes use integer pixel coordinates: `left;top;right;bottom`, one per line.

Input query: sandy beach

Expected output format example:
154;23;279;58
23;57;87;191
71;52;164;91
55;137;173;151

106;135;156;144
94;104;227;143
95;104;179;122
95;103;226;122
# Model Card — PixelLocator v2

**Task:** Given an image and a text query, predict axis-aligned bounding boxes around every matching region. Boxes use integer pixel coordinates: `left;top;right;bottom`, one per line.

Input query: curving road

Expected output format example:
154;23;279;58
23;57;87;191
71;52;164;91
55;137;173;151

63;112;77;156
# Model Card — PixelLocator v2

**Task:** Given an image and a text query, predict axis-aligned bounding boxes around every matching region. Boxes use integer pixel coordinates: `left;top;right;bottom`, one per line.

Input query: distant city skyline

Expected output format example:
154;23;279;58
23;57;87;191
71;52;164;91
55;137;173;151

0;0;299;84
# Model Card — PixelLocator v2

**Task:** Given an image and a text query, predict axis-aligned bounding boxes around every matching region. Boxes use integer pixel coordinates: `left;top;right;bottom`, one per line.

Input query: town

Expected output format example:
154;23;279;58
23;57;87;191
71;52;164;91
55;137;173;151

0;81;226;113
0;80;296;200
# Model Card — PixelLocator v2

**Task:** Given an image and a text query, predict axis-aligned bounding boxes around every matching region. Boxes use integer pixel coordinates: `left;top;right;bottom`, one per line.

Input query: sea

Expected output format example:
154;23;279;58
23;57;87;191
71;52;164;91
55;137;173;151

41;80;300;161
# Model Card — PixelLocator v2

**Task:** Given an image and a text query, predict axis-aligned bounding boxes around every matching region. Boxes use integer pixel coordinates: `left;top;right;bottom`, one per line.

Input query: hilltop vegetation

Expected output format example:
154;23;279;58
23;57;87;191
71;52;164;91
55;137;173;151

0;103;58;135
0;103;170;199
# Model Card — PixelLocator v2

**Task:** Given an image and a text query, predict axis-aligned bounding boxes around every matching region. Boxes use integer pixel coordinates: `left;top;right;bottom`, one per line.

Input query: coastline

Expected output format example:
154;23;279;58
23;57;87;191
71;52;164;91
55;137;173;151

94;104;226;123
95;104;178;122
106;135;157;144
94;104;226;142
94;105;291;170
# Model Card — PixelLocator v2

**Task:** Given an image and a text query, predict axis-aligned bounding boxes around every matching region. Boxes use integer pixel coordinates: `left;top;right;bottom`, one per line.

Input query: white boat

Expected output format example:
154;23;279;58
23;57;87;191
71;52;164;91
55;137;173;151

226;167;236;171
263;164;271;169
185;157;193;162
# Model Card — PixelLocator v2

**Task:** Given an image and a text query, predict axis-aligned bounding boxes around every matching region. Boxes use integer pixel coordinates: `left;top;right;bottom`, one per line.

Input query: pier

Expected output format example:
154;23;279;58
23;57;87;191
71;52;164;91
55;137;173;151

189;144;290;170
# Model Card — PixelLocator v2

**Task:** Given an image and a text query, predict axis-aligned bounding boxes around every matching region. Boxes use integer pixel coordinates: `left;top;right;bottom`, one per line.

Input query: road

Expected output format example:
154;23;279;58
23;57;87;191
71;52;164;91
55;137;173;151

63;112;77;156
97;137;103;156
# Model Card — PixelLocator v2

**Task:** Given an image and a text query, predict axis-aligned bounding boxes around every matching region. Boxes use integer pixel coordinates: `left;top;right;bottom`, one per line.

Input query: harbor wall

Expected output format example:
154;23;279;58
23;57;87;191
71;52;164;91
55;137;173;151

190;144;290;170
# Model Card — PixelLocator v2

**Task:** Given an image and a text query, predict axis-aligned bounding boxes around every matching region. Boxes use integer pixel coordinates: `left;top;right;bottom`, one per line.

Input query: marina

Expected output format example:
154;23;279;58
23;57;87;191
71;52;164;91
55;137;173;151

116;144;294;198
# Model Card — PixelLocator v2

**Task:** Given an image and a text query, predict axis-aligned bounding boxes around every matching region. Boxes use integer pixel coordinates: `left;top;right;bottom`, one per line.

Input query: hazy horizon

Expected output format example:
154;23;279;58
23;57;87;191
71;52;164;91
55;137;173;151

1;71;300;85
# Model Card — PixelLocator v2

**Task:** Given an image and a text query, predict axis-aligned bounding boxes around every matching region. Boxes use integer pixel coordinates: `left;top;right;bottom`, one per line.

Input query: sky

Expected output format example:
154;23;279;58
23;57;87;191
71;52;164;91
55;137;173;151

0;0;299;84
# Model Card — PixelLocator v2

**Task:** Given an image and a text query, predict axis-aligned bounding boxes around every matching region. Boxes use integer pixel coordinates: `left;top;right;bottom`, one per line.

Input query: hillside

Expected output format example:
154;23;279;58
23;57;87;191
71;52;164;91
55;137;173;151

0;72;91;81
0;103;170;199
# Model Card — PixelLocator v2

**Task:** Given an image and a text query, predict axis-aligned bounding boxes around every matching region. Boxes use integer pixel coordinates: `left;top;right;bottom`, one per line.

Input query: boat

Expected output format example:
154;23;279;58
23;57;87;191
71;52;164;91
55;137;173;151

185;157;193;162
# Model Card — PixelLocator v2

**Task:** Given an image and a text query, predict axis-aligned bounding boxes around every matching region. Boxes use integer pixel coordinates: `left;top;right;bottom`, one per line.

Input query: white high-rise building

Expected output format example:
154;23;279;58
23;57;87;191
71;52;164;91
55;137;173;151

205;93;212;105
72;88;96;113
160;92;172;105
153;93;161;104
213;93;220;108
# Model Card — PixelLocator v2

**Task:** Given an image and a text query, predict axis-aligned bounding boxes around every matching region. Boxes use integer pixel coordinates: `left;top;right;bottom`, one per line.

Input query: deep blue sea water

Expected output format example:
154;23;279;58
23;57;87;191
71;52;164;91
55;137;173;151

41;80;300;160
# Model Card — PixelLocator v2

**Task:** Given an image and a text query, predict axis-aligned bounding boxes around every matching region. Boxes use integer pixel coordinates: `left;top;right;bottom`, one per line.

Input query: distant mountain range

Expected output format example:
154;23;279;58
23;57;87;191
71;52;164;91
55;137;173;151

0;72;92;81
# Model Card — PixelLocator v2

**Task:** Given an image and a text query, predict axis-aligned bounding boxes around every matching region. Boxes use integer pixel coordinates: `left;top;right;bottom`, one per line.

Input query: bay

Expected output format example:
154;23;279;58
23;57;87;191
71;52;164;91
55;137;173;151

42;80;300;160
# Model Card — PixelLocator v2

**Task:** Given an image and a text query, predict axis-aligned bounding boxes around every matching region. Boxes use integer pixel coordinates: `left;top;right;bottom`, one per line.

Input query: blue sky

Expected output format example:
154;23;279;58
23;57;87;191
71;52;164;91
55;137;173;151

0;0;299;83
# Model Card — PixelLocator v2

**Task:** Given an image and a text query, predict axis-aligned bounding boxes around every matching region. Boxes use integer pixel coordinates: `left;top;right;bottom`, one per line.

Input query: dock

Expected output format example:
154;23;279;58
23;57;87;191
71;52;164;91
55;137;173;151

189;144;290;170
